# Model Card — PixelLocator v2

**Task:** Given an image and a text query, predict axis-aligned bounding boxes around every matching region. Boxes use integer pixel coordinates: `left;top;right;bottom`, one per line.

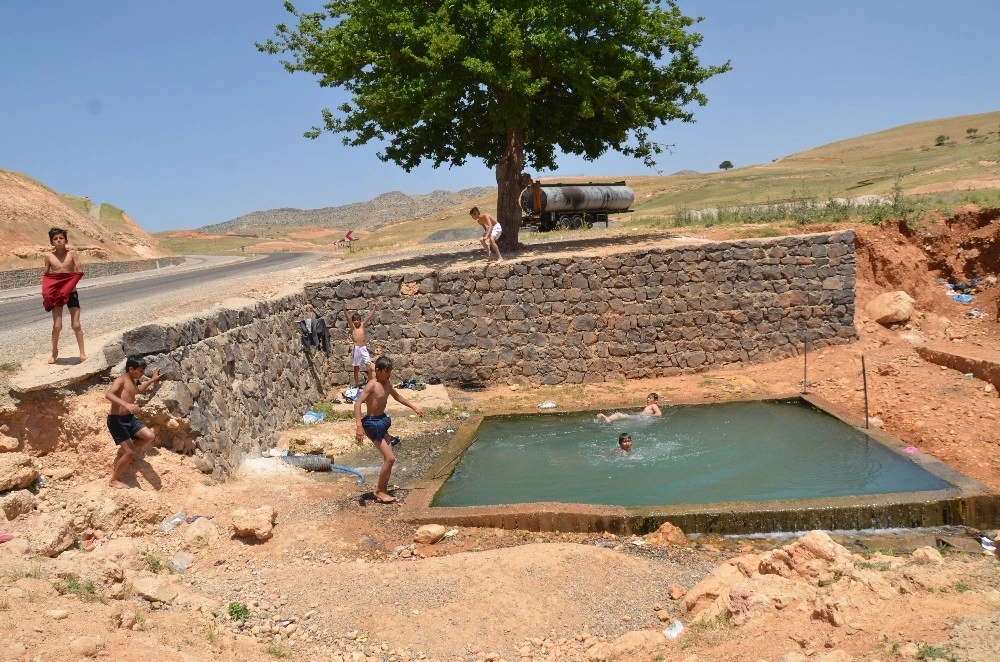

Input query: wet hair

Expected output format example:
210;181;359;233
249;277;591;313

48;227;68;242
351;313;362;322
647;393;659;401
125;356;147;372
618;432;632;447
374;356;393;372
469;206;480;216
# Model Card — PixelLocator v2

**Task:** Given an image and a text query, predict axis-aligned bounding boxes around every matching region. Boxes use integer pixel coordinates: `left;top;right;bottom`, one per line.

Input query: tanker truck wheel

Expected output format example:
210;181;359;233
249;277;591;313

570;215;584;230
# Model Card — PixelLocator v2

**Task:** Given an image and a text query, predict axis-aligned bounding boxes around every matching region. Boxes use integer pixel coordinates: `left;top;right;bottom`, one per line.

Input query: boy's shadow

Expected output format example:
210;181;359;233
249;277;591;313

52;357;85;366
119;449;163;490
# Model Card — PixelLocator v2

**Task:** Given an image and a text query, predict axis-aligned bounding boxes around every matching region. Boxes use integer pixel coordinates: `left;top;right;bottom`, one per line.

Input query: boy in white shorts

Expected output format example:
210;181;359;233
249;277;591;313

342;299;382;387
470;207;505;263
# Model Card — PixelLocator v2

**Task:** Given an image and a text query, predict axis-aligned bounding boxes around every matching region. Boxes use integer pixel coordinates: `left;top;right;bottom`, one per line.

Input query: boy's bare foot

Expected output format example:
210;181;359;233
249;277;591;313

79;353;88;362
48;354;57;364
108;479;129;489
374;492;398;504
496;256;505;263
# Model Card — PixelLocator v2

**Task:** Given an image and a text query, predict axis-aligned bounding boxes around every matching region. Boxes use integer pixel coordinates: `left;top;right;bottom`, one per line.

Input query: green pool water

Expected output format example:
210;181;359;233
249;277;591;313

431;399;953;508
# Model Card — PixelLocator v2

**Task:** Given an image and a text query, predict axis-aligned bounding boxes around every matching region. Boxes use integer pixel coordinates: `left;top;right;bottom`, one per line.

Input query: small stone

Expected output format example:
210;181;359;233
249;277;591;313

45;609;69;620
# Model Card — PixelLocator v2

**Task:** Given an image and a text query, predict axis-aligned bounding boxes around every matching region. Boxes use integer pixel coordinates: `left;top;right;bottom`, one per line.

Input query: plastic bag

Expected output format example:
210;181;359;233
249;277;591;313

302;410;325;424
342;387;361;403
663;621;684;639
537;401;557;409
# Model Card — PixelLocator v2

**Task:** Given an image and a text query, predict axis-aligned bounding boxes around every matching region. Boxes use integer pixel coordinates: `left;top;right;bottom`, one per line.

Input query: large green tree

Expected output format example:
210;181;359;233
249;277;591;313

259;0;729;251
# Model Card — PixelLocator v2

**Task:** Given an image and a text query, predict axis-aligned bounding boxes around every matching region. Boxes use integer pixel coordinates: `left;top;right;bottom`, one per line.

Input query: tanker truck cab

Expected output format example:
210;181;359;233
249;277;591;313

519;181;635;232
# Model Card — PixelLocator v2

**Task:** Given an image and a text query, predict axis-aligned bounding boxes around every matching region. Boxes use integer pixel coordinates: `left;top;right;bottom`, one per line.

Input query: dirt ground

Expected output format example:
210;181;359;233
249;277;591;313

2;212;1000;662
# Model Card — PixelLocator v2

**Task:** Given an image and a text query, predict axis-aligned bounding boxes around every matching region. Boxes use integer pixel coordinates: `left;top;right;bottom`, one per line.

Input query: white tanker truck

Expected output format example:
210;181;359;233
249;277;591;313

519;180;635;232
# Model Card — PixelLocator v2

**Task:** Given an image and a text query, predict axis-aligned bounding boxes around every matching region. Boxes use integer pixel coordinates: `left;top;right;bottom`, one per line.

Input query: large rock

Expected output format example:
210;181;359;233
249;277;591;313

1;489;37;521
865;291;915;325
0;432;20;452
184;517;220;548
29;512;76;557
645;521;687;546
0;452;38;492
413;524;446;545
131;576;179;604
231;505;277;541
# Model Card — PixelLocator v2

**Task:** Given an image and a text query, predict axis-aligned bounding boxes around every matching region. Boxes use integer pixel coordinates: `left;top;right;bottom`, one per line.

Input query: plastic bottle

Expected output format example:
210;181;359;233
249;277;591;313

159;511;186;533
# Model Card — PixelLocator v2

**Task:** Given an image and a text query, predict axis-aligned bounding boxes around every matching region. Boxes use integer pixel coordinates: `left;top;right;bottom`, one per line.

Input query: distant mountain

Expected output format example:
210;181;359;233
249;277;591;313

200;187;497;233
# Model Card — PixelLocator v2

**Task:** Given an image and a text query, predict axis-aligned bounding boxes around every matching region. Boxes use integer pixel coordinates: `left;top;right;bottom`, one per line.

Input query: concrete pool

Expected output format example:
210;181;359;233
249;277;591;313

402;395;1000;535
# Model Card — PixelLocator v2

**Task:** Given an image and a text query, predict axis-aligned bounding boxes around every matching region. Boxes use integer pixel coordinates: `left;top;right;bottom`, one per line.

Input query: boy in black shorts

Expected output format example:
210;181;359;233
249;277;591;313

106;356;164;489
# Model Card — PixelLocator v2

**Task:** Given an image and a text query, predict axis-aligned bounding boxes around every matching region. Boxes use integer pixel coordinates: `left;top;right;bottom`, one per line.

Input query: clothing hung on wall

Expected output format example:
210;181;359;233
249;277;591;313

299;317;331;356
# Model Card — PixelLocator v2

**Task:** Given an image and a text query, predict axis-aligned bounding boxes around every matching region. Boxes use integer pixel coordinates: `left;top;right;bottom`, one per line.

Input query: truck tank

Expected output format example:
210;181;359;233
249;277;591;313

519;181;634;214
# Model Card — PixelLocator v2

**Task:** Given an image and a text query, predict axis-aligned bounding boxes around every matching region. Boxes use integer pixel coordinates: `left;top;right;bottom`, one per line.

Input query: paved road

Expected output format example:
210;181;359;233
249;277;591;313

0;252;318;332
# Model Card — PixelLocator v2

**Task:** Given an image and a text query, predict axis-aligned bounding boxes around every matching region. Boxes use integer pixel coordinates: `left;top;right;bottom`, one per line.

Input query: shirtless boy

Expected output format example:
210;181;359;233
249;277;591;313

354;356;424;503
598;393;662;423
42;227;86;363
106;356;164;489
470;207;504;263
342;299;381;387
617;432;633;454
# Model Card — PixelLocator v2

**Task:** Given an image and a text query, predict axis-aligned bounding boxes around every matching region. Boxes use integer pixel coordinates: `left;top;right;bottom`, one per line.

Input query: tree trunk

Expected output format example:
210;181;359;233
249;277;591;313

495;126;524;253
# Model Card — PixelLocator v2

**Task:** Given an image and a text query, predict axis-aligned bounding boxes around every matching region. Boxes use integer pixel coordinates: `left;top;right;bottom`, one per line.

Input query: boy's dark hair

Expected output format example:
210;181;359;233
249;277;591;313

351;313;362;322
374;355;393;371
618;432;632;447
48;227;68;242
469;206;480;215
125;356;147;371
648;393;659;401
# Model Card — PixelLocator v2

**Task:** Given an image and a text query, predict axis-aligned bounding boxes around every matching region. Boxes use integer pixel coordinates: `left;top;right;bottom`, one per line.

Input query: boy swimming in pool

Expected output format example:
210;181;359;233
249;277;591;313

617;432;633;455
354;355;424;503
597;393;662;423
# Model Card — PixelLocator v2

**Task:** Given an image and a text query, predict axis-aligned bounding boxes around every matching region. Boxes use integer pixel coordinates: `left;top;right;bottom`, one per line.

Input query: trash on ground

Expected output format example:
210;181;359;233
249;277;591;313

170;552;195;573
302;410;325;424
159;511;186;533
631;538;647;546
663;621;684;639
594;540;615;548
0;533;15;544
444;529;459;538
537;401;557;409
966;308;986;319
185;515;214;524
342;387;361;403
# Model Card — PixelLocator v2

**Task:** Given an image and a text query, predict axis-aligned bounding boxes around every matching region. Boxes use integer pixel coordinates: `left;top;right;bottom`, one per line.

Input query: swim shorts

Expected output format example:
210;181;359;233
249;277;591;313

67;290;80;309
361;414;392;442
352;345;371;368
107;414;146;445
489;223;502;239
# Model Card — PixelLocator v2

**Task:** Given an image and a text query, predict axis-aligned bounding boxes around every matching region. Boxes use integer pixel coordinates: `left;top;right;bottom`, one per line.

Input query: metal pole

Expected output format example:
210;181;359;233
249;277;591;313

802;339;808;394
861;355;869;429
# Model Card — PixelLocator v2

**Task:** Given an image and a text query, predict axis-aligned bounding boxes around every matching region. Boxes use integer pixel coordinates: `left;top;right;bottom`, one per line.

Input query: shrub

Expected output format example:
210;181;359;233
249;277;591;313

141;552;163;574
228;601;251;622
934;134;948;146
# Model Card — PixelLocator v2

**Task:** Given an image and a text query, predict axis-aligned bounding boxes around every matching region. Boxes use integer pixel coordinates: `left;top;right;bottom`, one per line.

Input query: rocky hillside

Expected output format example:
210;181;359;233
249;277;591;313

200;187;496;232
0;169;170;271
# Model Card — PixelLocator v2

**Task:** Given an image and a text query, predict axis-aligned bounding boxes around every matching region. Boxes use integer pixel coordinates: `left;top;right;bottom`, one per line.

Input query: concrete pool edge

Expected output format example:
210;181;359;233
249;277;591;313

399;394;1000;535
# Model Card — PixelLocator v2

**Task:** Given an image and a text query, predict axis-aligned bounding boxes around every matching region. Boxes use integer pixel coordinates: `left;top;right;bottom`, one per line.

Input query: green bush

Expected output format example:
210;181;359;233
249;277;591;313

228;601;250;622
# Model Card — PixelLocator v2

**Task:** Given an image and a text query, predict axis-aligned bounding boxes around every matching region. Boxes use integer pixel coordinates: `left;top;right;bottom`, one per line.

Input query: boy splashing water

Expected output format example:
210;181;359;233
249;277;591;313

354;356;424;503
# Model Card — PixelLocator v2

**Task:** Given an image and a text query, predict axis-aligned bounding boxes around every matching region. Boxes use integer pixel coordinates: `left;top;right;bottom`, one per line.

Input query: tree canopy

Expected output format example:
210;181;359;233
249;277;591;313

259;0;730;249
719;160;734;170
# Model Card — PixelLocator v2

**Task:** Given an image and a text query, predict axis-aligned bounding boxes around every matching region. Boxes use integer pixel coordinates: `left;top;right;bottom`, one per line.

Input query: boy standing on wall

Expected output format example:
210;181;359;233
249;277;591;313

470;207;505;263
354;355;424;503
342;299;382;387
42;227;86;364
106;356;164;489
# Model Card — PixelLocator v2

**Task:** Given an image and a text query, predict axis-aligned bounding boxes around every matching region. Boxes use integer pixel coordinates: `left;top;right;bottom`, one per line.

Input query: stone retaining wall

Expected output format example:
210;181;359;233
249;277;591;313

117;231;854;477
0;256;186;290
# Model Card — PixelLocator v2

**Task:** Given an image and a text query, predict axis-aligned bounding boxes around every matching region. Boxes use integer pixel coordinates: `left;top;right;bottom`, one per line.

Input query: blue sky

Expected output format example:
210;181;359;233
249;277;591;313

2;1;998;232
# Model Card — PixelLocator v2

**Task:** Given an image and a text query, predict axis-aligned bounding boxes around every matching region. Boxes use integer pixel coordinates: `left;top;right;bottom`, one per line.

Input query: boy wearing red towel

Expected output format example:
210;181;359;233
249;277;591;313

42;227;86;364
